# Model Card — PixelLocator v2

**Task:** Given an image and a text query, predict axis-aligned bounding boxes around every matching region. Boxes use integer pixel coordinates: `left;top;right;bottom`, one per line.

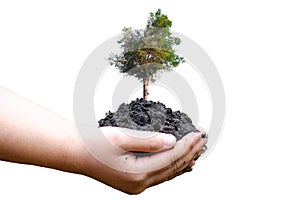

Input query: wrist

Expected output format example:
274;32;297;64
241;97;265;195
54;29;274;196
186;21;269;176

65;127;101;178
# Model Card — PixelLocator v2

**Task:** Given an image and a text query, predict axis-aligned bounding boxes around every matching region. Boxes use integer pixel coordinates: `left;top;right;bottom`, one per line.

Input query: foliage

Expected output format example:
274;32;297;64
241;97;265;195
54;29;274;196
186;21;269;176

109;9;184;83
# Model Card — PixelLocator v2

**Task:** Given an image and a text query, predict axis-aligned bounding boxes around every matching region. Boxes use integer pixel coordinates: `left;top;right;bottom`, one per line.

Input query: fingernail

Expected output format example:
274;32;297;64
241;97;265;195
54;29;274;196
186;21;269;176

194;155;201;161
164;134;176;146
201;132;208;139
189;160;196;167
183;167;193;173
202;145;208;151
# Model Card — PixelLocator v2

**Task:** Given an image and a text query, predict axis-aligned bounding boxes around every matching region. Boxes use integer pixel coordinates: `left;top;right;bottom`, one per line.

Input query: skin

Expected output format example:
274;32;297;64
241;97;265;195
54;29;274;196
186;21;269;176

0;86;207;194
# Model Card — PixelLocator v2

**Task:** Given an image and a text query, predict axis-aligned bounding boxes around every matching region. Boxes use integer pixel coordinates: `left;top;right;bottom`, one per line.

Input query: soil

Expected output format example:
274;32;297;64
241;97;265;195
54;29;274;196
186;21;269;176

98;98;199;140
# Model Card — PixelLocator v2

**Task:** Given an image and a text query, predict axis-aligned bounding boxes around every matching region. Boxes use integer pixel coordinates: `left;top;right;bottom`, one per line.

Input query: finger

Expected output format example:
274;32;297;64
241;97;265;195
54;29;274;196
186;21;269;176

169;137;203;173
143;129;206;186
134;131;201;172
104;128;176;152
194;143;207;161
170;138;203;173
146;137;203;187
188;160;195;167
197;128;208;155
198;127;208;141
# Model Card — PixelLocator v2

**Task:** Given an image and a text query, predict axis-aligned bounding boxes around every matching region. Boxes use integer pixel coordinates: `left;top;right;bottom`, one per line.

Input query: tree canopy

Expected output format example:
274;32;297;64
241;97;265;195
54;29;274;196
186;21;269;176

109;9;184;99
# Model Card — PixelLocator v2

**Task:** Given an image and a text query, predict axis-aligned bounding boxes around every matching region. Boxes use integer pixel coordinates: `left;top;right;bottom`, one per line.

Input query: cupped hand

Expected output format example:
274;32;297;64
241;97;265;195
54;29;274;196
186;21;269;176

71;127;207;194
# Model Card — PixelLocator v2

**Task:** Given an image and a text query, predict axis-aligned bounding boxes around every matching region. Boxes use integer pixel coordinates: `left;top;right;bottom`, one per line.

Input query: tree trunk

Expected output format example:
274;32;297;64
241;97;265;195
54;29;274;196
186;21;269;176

143;76;149;100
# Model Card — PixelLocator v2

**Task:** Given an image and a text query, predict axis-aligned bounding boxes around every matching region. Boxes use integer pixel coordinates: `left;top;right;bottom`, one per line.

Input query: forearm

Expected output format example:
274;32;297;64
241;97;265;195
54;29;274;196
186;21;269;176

0;87;147;193
0;86;81;173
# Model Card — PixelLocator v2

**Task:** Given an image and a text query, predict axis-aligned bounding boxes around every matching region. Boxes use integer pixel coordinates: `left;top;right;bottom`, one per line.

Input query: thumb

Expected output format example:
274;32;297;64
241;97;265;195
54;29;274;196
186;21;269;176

104;128;177;152
125;133;177;152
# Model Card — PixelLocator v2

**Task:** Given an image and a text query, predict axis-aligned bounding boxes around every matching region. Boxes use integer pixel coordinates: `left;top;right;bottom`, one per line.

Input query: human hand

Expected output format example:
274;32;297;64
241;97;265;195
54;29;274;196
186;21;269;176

0;86;207;195
70;127;207;194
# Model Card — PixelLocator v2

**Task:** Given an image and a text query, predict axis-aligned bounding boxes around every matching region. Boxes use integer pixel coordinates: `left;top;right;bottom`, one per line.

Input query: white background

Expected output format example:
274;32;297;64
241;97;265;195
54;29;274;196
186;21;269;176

1;0;300;199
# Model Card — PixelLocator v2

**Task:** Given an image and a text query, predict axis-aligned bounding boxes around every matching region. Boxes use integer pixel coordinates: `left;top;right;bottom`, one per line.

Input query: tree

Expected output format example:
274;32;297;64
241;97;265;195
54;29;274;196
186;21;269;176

109;9;184;100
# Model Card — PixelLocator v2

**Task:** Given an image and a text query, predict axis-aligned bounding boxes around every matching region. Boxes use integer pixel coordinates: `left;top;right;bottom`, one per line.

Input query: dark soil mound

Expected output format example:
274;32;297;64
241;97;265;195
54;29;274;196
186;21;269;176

98;98;199;140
